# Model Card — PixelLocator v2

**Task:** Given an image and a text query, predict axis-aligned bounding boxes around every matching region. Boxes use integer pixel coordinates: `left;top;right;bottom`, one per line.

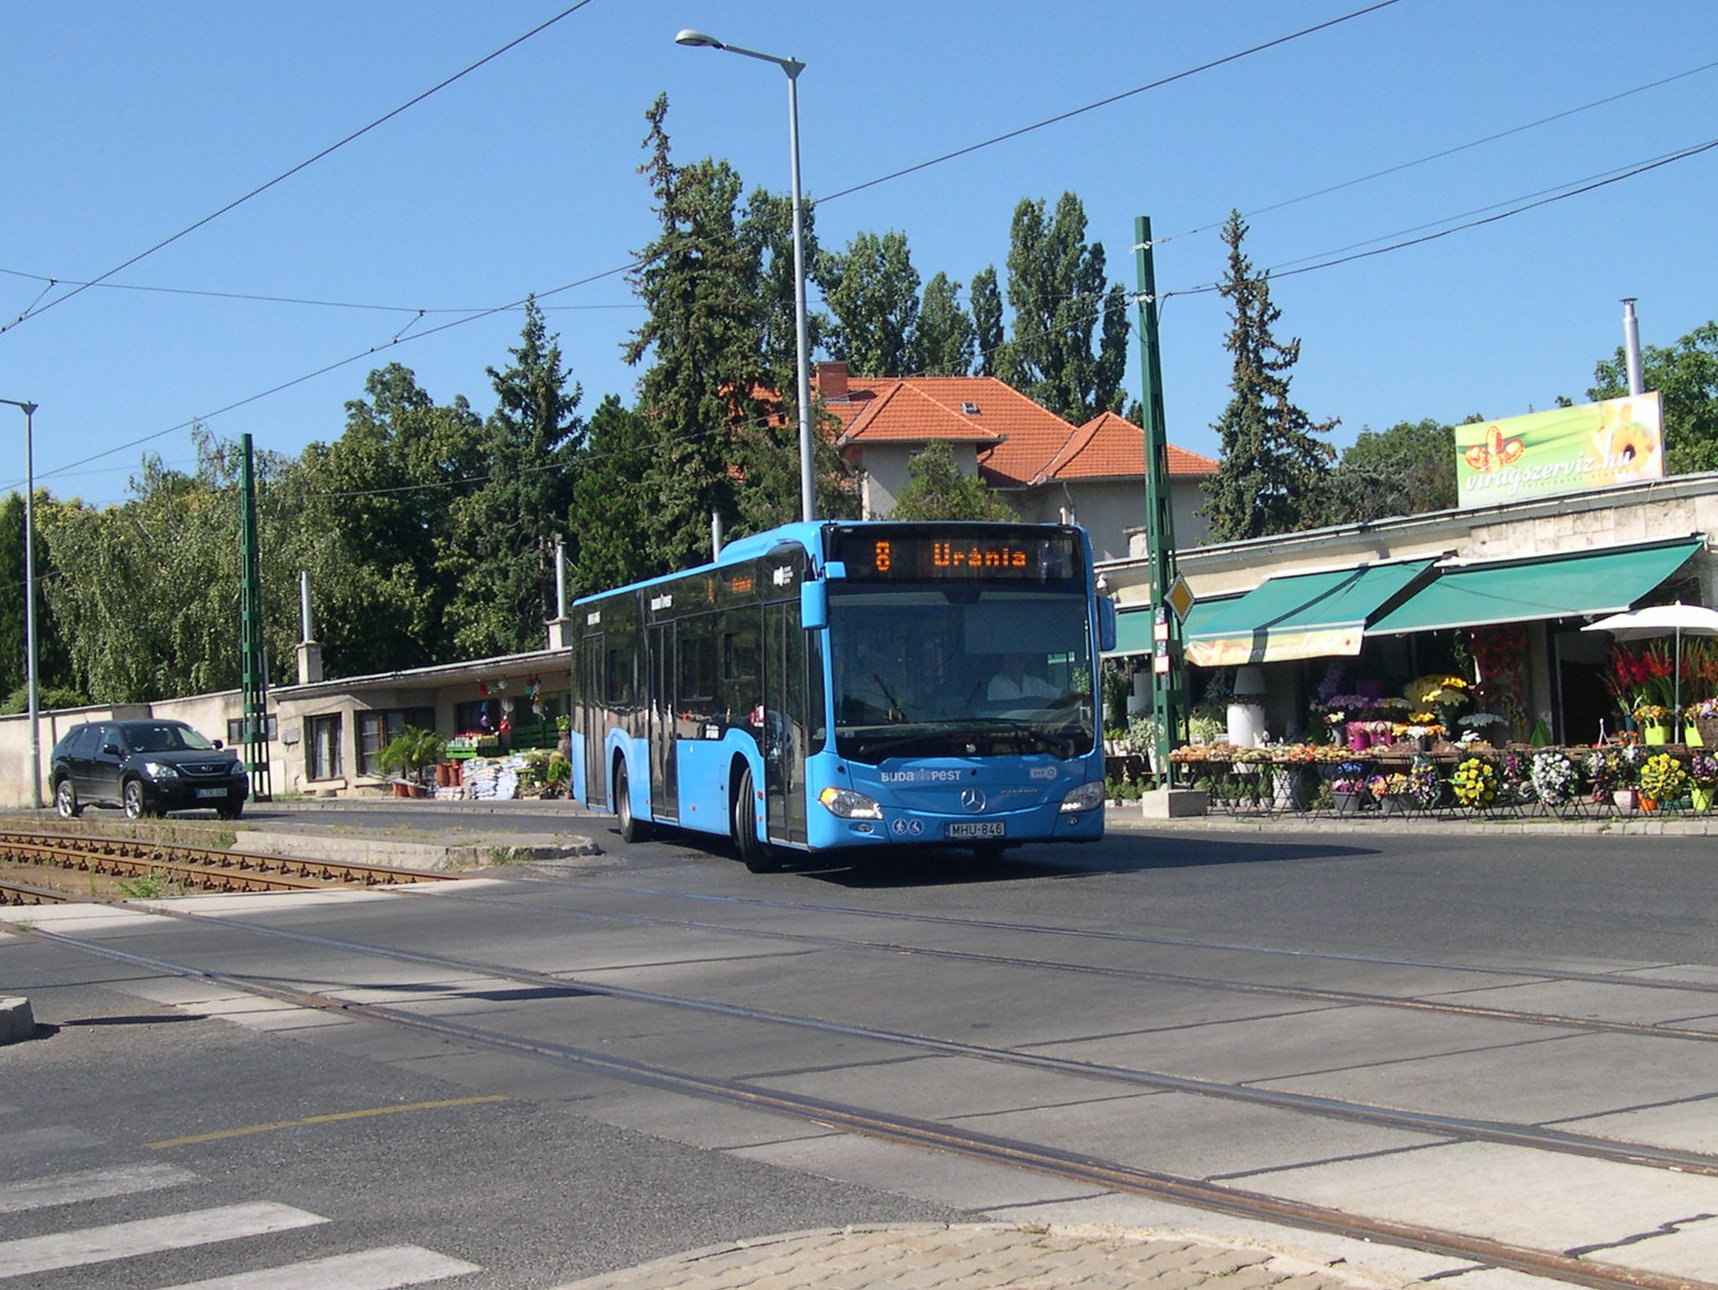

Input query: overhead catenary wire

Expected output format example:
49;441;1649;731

9;0;1705;496
0;1;597;339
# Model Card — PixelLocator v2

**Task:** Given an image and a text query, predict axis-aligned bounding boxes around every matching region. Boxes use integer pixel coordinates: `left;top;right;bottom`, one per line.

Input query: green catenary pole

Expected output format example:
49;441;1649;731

238;434;271;800
1134;217;1181;784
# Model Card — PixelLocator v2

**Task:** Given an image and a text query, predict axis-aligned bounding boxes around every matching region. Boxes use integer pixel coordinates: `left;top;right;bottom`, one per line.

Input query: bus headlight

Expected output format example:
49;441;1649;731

818;786;883;820
1059;781;1104;813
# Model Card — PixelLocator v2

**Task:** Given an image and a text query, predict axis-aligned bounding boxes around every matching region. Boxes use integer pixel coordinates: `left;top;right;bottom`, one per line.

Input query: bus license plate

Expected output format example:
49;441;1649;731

946;821;1003;839
195;788;228;800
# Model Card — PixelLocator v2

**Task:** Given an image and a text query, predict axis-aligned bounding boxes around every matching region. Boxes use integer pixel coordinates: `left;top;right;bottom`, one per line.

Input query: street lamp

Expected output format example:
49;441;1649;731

675;28;816;524
0;398;39;809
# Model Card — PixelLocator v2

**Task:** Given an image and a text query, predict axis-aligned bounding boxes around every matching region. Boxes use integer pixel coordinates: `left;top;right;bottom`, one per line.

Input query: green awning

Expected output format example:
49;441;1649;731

1108;597;1236;657
1184;560;1436;667
1369;538;1703;635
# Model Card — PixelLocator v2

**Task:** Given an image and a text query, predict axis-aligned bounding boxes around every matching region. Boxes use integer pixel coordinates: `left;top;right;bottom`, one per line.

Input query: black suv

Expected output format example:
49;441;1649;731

50;719;249;820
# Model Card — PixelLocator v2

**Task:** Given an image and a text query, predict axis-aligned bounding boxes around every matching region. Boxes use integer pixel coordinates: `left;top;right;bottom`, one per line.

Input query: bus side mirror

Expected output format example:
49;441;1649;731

801;580;828;630
1098;598;1117;653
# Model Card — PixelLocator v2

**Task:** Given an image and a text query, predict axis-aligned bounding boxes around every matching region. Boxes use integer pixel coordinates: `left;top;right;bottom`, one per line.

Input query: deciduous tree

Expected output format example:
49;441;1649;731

1589;320;1718;473
995;193;1128;423
888;440;1016;521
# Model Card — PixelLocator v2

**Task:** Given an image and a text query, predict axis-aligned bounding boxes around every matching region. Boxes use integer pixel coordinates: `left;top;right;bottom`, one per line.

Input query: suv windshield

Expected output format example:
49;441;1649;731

830;585;1095;763
124;723;215;754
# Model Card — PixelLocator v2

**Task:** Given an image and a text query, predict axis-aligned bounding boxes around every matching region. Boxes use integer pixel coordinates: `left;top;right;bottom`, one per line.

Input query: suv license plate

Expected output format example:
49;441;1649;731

946;821;1003;839
195;788;228;800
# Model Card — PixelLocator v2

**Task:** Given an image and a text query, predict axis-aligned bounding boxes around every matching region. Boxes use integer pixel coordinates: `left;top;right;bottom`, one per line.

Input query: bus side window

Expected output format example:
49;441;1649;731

678;616;717;723
720;614;761;731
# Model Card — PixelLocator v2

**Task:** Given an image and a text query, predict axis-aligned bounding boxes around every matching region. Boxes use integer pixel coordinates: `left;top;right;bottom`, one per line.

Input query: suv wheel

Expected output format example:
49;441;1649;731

53;778;82;818
122;779;152;820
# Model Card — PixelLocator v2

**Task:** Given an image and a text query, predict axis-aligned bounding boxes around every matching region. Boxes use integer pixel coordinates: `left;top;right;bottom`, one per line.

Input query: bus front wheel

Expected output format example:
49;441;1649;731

732;767;779;873
615;763;652;844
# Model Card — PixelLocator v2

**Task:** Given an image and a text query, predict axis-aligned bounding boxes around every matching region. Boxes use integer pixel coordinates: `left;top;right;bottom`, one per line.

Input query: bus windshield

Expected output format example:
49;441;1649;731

829;584;1095;763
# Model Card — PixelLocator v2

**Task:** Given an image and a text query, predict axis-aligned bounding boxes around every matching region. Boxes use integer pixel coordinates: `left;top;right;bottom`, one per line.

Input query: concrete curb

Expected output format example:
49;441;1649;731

0;996;36;1044
238;829;604;873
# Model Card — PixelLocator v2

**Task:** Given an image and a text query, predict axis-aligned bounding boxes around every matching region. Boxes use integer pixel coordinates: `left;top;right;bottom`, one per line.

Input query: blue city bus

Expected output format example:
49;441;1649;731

569;520;1116;870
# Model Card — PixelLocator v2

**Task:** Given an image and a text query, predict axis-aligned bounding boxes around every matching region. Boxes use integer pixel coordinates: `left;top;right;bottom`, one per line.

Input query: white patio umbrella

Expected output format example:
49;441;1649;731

1583;601;1718;728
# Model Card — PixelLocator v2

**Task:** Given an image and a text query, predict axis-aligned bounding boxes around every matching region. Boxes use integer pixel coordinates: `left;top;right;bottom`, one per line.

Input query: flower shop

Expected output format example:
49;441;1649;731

1161;627;1718;820
1097;462;1718;820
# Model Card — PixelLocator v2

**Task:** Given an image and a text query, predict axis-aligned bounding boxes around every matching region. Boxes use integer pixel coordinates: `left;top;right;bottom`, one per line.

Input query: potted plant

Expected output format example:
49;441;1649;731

377;726;447;796
1368;771;1415;815
1633;703;1673;746
1688;751;1718;811
1329;761;1369;815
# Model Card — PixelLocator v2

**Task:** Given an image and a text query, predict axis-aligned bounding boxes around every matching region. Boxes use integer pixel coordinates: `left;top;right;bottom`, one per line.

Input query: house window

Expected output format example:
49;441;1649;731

226;714;277;746
306;714;342;781
356;708;435;777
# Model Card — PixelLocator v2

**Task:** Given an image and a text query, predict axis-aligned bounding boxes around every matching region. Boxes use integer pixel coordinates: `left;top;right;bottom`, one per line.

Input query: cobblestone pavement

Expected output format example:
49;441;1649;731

551;1224;1410;1290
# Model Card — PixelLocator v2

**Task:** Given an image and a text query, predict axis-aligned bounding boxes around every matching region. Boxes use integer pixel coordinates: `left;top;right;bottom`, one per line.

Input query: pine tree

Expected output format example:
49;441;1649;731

1203;211;1336;541
625;95;773;572
441;298;583;657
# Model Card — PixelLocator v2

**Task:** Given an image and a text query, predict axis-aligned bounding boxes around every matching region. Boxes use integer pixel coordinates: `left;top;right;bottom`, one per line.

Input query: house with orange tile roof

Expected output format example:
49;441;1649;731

815;363;1215;561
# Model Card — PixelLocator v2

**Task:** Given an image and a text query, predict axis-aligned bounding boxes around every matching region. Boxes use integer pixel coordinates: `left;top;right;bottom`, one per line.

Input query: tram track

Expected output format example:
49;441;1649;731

8;834;1718;1288
6;909;1713;1290
9;885;1718;1180
0;828;461;901
381;872;1718;1045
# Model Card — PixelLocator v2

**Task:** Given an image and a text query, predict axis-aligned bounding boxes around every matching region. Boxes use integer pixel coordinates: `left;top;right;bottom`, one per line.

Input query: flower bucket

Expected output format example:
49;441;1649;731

1642;721;1668;746
1639;795;1658;812
1686;723;1703;747
1381;793;1415;816
1332;790;1365;817
1612;789;1637;812
1692;785;1714;812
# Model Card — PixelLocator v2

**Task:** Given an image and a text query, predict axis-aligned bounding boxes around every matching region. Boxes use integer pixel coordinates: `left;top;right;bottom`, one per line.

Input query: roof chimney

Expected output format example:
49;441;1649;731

816;361;849;402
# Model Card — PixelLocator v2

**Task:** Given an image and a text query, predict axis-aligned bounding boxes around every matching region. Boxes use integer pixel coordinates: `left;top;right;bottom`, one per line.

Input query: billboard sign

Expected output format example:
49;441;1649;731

1454;392;1663;509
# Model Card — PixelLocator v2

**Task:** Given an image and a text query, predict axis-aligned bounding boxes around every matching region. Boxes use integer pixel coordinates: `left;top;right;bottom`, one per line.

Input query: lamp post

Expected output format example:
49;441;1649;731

0;398;40;809
675;28;816;524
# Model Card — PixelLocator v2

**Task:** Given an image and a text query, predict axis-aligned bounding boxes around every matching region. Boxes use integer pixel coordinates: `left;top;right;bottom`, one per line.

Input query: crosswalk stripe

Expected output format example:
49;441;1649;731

0;1162;200;1214
0;1200;327;1278
153;1244;482;1288
0;1125;104;1160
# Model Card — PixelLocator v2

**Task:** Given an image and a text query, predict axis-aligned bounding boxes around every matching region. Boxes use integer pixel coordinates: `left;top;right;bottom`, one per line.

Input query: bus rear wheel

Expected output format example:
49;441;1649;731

615;763;651;844
732;767;779;873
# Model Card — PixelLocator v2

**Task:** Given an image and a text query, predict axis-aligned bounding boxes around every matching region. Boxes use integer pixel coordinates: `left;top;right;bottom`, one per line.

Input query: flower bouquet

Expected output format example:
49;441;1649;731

1448;756;1499;810
1528;749;1579;809
1637;752;1688;808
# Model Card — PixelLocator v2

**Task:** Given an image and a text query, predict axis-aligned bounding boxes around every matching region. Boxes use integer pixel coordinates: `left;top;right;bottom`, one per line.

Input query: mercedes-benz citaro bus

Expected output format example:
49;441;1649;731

569;521;1116;871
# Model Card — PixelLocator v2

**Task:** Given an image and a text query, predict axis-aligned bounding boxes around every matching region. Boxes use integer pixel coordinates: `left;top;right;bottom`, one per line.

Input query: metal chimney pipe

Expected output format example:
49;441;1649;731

299;570;314;642
1622;298;1644;396
554;538;567;618
711;510;724;558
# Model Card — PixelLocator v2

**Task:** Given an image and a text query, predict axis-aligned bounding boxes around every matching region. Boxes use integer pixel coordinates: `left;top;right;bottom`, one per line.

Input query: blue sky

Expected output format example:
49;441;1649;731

3;1;1714;506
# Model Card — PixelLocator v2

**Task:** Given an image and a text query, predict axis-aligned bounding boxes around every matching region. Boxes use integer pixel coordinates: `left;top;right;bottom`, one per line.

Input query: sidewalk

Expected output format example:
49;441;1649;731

550;1223;1412;1290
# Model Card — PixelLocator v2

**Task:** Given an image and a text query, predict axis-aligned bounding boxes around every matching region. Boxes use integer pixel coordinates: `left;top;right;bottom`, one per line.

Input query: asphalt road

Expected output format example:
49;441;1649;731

4;810;1716;1288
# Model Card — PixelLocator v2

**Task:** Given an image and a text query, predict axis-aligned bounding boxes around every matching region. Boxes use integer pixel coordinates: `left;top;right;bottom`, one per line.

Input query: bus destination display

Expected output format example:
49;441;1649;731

830;527;1080;582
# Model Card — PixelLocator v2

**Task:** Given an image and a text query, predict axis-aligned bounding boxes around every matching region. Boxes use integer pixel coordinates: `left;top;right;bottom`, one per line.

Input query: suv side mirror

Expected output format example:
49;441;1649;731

102;742;121;756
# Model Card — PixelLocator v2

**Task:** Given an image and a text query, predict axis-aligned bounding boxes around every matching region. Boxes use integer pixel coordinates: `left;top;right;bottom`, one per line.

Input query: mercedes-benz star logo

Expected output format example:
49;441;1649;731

960;788;986;813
